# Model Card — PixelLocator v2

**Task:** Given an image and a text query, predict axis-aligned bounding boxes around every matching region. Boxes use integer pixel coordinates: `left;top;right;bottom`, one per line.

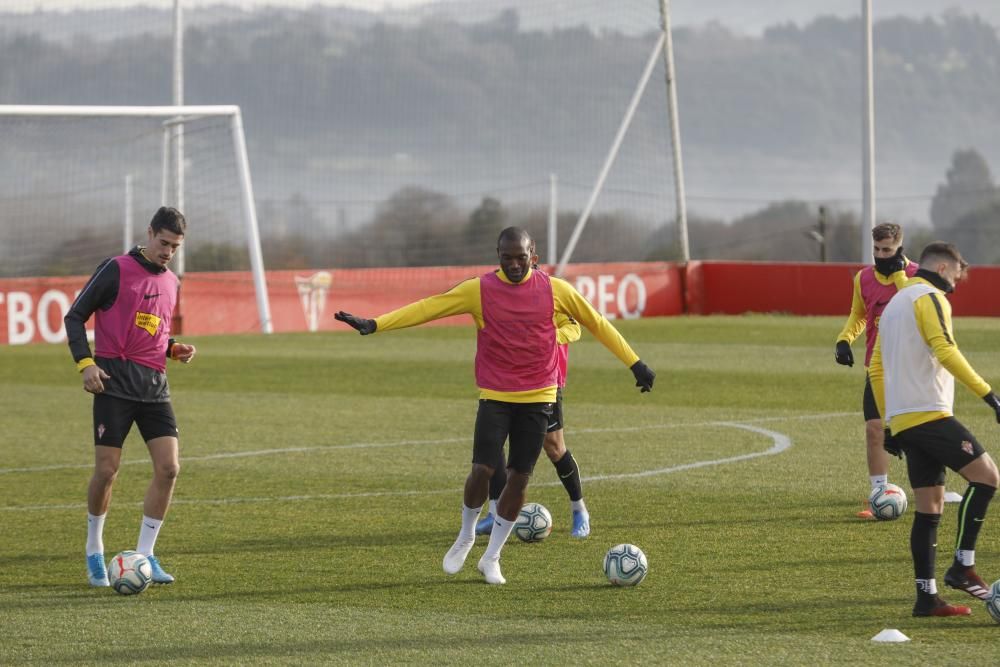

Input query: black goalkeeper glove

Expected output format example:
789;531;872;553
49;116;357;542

630;360;655;393
882;428;902;459
983;391;1000;424
334;311;376;335
834;340;854;367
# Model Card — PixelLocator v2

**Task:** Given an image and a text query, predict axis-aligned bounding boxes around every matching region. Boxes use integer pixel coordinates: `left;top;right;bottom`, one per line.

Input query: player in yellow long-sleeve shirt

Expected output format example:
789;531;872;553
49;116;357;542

869;241;1000;617
335;227;655;585
834;222;917;518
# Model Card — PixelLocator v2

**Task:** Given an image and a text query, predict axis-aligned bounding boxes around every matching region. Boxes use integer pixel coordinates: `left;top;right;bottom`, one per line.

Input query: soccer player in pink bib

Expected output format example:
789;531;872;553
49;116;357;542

65;207;196;588
336;227;654;584
475;313;592;539
835;222;918;518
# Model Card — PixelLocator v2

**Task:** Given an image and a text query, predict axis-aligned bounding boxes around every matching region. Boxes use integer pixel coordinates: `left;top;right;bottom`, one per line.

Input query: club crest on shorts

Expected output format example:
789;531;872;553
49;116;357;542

961;440;974;455
97;423;106;440
295;271;332;332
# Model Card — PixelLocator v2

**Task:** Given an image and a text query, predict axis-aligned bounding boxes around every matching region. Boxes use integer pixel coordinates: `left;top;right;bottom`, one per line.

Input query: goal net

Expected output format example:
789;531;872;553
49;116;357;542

0;105;272;333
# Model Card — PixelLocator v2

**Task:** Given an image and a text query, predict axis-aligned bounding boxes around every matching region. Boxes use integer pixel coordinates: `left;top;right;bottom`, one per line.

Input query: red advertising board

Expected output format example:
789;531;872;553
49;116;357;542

5;260;998;345
684;261;1000;317
0;261;684;344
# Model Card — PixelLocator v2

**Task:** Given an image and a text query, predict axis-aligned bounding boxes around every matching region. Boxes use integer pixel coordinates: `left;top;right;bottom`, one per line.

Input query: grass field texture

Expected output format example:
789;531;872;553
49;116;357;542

3;315;1000;665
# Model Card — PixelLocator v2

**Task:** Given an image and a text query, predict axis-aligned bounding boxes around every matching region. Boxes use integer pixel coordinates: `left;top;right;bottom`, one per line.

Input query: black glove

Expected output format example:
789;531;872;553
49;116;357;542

882;428;902;459
334;311;376;335
835;340;854;367
630;360;655;393
984;391;1000;424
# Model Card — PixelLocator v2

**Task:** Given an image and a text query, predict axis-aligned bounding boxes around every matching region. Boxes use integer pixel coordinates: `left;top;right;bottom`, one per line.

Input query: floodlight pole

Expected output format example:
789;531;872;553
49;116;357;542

172;0;186;275
123;174;134;254
547;173;558;267
861;0;875;262
659;0;689;262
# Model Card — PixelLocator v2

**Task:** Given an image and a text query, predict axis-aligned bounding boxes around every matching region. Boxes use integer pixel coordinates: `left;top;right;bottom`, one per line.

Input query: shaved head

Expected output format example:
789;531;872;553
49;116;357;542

497;227;534;253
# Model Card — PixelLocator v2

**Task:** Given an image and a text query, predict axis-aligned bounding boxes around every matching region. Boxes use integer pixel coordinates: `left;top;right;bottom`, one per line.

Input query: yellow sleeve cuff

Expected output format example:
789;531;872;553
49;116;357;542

76;358;96;373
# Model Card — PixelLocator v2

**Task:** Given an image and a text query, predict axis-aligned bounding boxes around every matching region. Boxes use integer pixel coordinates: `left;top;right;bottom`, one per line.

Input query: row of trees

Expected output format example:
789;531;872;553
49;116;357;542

240;147;1000;270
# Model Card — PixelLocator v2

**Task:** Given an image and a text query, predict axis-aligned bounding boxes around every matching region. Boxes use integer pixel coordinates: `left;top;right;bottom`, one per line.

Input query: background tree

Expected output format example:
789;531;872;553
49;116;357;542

930;149;999;232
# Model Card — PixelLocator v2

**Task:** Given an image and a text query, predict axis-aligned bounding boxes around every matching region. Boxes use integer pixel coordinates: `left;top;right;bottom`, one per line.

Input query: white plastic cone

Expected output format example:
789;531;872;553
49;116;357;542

871;629;910;643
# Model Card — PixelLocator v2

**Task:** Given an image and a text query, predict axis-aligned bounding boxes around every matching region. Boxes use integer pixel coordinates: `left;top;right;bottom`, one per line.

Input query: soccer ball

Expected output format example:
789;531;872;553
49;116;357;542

986;579;1000;623
604;543;648;586
868;483;908;521
108;551;152;595
514;502;553;542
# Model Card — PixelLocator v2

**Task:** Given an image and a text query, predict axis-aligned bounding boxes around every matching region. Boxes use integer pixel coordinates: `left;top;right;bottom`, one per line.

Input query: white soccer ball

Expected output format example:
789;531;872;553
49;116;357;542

514;502;553;542
108;550;152;595
986;579;1000;623
868;483;908;521
604;543;648;586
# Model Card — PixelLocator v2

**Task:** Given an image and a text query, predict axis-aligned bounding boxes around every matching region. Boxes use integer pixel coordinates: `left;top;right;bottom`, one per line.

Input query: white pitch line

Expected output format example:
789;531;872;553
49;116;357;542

0;411;850;476
1;421;793;512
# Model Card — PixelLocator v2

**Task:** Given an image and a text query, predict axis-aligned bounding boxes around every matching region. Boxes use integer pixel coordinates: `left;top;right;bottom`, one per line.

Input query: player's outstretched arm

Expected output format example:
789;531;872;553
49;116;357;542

551;278;654;392
335;311;377;335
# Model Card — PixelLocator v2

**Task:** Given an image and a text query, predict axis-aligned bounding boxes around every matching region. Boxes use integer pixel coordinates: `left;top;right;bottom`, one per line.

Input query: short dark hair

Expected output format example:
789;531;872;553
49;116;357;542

920;241;969;273
150;206;186;236
497;226;533;251
872;222;902;243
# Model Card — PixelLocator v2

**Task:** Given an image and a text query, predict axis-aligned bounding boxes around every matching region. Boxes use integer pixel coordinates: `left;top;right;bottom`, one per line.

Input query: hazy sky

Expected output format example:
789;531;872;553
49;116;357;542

6;1;434;12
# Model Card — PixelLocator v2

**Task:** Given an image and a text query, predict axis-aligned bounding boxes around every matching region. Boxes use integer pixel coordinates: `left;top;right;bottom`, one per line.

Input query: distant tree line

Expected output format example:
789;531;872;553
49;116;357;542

2;8;999;271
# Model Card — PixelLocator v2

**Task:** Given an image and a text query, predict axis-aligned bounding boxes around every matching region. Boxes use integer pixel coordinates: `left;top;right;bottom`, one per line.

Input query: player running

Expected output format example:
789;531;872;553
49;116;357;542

869;241;1000;617
335;227;654;584
64;207;196;587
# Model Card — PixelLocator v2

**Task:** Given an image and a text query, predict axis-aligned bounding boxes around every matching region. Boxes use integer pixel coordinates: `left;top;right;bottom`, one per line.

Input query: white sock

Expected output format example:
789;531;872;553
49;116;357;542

483;515;516;561
571;499;588;515
488;499;498;516
870;475;887;490
136;515;164;556
87;513;106;556
956;549;975;567
460;504;482;541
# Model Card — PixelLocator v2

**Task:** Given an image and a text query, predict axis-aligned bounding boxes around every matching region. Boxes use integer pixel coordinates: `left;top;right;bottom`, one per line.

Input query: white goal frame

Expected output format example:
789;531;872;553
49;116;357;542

0;104;273;334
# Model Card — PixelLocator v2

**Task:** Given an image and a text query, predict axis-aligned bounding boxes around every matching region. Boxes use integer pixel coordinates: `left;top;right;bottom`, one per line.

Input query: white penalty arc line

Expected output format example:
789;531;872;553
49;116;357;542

0;411;846;476
0;421;792;512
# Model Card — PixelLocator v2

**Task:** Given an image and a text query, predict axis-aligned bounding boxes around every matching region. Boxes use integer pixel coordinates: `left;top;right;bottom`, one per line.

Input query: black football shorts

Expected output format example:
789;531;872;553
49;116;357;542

93;393;178;448
895;417;985;488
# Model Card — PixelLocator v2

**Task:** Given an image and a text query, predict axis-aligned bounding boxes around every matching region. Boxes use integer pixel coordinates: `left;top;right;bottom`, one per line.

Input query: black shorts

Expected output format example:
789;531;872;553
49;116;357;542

93;394;178;448
547;387;564;433
895;417;985;488
473;399;552;474
862;374;880;421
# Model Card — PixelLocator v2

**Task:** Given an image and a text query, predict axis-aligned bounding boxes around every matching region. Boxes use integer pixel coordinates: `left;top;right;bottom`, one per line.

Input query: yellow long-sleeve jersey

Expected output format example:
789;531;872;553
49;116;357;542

869;277;991;434
374;267;639;403
555;312;581;346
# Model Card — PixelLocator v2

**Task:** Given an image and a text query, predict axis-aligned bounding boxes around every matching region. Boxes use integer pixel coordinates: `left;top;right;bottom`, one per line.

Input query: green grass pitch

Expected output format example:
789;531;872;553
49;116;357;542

2;315;1000;664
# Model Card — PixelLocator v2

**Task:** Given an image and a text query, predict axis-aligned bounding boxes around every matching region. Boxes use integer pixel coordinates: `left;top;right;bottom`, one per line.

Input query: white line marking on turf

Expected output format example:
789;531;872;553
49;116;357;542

537;421;791;486
0;411;849;476
1;420;794;512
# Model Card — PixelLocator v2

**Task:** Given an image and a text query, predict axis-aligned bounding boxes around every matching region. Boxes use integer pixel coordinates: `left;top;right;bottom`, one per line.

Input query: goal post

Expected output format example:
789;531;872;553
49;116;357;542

0;104;273;334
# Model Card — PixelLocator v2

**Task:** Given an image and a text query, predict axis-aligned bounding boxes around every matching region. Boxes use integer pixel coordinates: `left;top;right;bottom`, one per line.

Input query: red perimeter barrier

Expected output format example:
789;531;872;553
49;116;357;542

4;260;998;345
684;261;1000;317
0;261;683;344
